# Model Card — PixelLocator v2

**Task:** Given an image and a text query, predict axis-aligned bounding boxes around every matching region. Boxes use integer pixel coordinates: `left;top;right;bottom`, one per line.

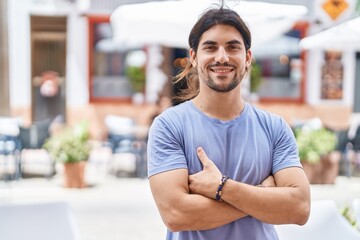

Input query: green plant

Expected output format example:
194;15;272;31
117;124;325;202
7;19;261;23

126;66;146;93
250;61;262;92
295;127;337;164
342;205;358;230
43;121;91;163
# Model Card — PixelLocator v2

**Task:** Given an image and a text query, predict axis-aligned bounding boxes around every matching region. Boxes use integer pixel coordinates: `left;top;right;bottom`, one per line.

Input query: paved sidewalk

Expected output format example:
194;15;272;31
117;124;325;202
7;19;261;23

0;175;166;240
1;175;360;240
311;176;360;204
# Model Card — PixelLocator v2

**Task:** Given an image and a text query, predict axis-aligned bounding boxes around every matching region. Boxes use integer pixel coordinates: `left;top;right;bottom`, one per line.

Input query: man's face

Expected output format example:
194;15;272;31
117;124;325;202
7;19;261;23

190;24;251;93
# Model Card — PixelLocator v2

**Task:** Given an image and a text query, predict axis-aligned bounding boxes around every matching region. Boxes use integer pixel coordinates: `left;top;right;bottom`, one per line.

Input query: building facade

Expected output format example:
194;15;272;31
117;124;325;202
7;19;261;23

2;0;360;140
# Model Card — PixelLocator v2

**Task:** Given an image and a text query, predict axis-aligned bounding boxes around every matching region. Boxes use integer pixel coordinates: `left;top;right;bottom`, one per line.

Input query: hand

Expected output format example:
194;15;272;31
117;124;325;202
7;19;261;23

260;175;276;187
188;147;222;199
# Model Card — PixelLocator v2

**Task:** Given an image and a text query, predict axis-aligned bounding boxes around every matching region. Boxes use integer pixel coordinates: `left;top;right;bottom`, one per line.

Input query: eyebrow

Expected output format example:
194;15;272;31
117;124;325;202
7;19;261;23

201;39;242;46
227;40;242;45
202;40;217;46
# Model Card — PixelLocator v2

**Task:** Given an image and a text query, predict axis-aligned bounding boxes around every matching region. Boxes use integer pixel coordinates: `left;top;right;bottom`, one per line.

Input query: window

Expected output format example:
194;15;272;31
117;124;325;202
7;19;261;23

320;51;344;100
88;16;145;103
251;22;308;103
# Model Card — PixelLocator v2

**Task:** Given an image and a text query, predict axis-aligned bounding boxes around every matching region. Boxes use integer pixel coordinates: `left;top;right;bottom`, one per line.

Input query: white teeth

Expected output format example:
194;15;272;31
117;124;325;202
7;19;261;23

213;69;231;73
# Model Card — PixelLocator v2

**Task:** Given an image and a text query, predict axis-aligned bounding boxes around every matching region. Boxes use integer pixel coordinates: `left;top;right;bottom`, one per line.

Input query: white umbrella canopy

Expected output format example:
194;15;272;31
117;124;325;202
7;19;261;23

299;17;360;51
252;35;300;57
110;0;308;49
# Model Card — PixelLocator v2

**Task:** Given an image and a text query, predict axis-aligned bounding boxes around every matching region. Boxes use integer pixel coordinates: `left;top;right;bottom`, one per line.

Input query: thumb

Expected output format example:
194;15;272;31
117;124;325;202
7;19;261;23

197;147;211;168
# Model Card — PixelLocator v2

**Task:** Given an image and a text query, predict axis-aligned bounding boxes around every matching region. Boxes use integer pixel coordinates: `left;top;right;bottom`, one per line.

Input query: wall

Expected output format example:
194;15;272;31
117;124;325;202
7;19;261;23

8;0;31;109
303;0;358;127
8;0;88;120
0;0;9;115
306;50;356;106
6;0;356;134
256;102;351;130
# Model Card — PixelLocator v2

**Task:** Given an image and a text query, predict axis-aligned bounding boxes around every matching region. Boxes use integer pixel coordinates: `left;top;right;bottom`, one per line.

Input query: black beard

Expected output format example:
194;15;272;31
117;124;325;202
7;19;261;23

206;76;241;93
205;68;246;93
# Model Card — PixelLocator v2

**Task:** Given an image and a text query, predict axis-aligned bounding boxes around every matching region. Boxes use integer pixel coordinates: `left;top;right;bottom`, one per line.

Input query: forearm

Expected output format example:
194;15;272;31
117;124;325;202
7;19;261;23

168;192;247;231
175;175;275;230
222;182;308;224
149;169;247;232
189;150;310;226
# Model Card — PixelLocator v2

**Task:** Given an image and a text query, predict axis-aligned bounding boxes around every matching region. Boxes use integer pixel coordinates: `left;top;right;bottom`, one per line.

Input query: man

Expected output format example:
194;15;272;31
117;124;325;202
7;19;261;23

147;3;310;240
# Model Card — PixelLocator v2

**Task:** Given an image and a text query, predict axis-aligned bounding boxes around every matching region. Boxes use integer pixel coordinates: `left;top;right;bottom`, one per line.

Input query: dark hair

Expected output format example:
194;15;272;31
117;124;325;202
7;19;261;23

174;3;252;102
189;7;251;52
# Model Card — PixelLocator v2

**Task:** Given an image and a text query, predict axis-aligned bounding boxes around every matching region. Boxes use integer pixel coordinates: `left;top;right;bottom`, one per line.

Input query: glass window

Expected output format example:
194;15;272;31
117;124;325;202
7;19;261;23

251;24;307;103
320;51;344;100
88;16;146;102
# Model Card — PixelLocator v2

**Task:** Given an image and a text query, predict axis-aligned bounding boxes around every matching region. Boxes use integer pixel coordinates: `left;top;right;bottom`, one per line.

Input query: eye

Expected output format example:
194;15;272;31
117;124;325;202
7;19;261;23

203;45;217;51
227;45;241;51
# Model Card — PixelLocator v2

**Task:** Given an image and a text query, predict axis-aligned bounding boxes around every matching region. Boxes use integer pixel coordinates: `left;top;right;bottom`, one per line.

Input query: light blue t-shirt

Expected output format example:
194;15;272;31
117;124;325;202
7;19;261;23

147;100;301;240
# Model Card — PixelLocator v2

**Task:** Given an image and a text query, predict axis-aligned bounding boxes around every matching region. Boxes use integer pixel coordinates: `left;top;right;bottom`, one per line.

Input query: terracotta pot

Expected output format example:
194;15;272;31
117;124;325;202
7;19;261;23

63;161;86;188
301;152;340;184
322;152;340;184
302;160;323;184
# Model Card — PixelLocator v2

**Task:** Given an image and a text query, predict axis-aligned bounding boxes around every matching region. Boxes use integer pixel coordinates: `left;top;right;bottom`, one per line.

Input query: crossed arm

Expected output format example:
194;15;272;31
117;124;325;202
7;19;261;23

149;147;310;232
149;168;246;231
189;147;310;225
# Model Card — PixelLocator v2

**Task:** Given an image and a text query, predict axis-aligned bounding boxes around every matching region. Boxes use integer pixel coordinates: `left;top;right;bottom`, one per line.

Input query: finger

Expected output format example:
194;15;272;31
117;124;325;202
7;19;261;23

197;147;210;167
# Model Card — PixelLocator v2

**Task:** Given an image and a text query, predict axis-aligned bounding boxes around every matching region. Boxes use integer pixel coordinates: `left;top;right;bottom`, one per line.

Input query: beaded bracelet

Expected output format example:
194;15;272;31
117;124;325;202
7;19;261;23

215;175;229;201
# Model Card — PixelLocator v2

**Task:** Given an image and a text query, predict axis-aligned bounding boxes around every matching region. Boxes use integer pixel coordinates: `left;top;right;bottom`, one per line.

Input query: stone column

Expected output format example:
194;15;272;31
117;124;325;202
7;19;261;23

0;0;10;116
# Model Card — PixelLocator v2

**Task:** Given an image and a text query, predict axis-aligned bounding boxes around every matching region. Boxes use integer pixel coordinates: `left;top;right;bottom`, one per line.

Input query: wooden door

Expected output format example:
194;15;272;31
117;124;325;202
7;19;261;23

30;16;67;122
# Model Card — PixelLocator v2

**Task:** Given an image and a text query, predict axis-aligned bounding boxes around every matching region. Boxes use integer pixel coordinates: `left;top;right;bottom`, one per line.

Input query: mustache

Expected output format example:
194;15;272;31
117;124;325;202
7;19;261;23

208;62;236;68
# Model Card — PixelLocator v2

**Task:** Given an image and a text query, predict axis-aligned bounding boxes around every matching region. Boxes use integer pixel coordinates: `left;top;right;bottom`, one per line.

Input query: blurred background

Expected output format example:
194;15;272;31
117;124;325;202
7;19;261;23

1;0;360;239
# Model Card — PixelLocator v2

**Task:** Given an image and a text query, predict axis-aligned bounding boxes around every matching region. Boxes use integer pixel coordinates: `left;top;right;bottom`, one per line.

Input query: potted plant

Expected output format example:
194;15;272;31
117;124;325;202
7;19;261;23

250;61;263;93
43;121;91;188
294;126;338;184
126;65;146;93
125;65;146;104
249;61;263;102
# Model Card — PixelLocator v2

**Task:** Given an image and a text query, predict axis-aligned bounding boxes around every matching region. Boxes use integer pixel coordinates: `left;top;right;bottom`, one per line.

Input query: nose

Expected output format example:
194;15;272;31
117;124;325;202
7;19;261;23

215;47;229;64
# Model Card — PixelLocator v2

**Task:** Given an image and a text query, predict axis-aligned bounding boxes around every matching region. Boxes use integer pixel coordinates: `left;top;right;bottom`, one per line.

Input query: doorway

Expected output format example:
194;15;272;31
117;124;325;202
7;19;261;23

30;16;67;122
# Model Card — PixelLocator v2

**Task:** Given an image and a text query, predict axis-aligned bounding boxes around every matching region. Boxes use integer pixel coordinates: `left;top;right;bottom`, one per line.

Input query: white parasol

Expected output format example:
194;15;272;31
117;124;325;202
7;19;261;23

299;17;360;51
110;0;308;49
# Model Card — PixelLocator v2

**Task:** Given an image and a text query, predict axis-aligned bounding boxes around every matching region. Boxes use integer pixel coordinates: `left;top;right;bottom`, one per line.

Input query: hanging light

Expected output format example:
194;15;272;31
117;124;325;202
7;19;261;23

39;71;60;97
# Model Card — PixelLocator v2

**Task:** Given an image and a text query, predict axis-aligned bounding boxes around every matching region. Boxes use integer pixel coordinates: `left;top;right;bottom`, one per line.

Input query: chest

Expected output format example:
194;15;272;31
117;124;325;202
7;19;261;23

181;121;273;184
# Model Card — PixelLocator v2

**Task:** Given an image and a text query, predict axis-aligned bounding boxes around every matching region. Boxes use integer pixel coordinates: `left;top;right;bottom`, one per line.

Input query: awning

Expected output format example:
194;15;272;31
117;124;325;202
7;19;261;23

110;0;308;49
299;17;360;51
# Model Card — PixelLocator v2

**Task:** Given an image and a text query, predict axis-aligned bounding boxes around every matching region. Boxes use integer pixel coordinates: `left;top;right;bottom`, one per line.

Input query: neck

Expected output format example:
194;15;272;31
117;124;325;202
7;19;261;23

192;90;245;121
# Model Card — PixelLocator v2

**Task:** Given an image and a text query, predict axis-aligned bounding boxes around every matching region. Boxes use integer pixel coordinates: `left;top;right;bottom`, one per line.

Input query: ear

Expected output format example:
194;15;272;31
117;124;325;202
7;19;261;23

189;48;197;67
245;49;252;69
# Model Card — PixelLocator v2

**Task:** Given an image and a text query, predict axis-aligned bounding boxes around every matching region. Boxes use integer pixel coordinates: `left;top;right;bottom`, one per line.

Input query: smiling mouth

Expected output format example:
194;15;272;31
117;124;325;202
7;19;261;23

210;68;233;73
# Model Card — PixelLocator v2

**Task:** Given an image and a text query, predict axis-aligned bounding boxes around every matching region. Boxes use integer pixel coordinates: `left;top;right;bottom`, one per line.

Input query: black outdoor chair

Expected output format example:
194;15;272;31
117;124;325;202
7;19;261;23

0;134;21;181
105;115;147;178
351;126;360;171
18;119;55;178
352;126;360;152
334;128;353;177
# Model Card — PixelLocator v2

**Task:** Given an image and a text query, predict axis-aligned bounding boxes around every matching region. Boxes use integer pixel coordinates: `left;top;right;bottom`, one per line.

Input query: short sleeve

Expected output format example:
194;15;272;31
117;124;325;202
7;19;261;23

272;118;301;174
147;115;188;178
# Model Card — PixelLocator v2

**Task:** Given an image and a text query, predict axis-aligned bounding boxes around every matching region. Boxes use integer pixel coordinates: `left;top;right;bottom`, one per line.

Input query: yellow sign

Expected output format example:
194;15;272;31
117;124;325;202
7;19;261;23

322;0;349;20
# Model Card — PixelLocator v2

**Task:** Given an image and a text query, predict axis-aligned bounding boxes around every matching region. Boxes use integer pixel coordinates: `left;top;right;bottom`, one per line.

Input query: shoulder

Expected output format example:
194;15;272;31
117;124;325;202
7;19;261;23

246;103;293;140
155;101;191;125
150;101;192;135
247;103;285;126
